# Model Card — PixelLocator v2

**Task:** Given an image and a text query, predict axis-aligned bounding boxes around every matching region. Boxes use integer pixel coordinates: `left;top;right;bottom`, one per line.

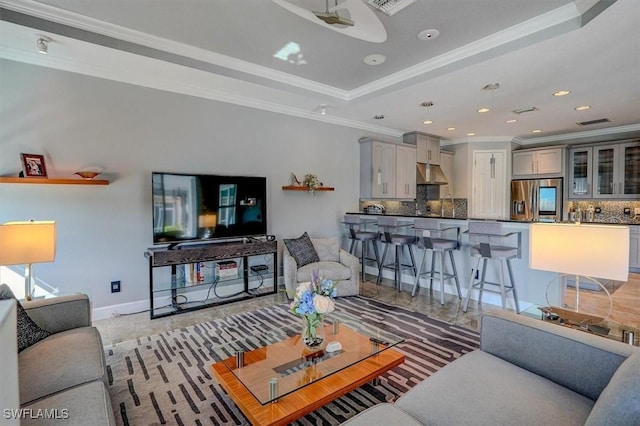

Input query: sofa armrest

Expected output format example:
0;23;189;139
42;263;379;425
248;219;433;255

339;249;359;272
22;294;91;334
282;250;298;299
480;310;635;400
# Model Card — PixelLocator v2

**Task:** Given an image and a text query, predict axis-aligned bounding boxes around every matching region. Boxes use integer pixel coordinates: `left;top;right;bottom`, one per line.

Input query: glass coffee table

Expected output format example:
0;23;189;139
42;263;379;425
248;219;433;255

211;311;405;425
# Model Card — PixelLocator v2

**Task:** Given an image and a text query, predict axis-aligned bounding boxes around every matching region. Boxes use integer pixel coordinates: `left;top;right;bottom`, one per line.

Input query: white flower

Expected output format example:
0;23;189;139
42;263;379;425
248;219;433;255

313;295;335;314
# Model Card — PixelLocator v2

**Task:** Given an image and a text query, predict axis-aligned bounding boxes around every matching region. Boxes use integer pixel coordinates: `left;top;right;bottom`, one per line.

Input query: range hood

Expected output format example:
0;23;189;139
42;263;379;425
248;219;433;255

417;163;448;185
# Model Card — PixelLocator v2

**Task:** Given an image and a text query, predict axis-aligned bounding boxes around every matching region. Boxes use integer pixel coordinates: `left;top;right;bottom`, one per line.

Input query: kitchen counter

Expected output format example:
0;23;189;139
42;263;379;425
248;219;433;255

344;212;635;310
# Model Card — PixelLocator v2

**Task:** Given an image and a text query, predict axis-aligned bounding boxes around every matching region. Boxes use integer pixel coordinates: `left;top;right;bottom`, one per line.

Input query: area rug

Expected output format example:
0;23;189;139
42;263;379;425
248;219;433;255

105;296;479;425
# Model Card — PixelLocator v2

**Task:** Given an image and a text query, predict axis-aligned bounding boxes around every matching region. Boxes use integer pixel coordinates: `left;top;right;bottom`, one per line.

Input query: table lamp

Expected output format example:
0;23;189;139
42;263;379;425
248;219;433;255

199;213;217;239
0;221;56;301
529;222;629;314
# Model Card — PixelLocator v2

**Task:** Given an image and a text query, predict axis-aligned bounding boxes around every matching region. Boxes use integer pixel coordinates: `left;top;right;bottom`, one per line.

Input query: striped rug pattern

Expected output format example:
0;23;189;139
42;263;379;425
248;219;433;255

105;296;480;425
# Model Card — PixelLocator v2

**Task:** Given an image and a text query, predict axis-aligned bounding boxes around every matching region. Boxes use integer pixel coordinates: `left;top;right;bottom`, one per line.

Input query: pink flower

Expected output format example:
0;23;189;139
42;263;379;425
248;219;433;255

313;295;335;314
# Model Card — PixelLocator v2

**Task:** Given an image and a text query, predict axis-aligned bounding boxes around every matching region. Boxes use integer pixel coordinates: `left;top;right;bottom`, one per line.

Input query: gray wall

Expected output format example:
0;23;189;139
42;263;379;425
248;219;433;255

0;59;372;312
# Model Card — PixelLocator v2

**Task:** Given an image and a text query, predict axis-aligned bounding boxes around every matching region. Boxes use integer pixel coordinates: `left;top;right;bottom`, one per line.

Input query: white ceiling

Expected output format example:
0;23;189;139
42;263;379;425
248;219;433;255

1;0;639;145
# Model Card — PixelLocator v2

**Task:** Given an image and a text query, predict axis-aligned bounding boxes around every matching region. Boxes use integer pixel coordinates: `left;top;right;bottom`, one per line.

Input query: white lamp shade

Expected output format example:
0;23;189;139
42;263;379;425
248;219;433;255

529;223;629;282
0;221;56;265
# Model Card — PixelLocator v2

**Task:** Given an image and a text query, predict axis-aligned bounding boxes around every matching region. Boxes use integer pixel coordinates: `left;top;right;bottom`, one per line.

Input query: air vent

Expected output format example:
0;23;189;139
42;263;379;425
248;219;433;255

368;0;415;16
512;107;539;115
577;118;611;126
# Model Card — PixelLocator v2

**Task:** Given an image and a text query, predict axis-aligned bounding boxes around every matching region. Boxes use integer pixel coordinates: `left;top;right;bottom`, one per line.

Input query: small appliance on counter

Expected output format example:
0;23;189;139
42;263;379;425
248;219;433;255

364;204;385;214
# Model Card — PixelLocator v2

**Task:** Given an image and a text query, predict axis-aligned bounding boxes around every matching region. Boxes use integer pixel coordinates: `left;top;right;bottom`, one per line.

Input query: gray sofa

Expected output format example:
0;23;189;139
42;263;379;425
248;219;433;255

17;295;115;425
344;310;640;425
283;236;359;298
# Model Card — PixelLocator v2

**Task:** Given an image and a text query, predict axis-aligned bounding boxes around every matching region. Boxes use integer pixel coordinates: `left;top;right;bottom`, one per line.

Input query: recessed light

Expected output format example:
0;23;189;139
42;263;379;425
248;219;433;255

466;132;475;136
363;54;386;65
477;107;490;113
575;105;591;111
423;120;433;125
446;127;456;131
373;114;385;120
506;119;517;123
417;29;440;41
553;90;571;96
532;129;542;133
420;101;434;107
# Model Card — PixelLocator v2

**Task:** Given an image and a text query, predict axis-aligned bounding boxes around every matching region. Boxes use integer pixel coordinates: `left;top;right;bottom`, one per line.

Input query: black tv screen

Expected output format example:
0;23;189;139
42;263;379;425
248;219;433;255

152;172;267;245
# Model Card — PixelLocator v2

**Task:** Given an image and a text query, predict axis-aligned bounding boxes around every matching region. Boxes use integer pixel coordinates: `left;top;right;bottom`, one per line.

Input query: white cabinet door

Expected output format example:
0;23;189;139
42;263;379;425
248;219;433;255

396;145;416;199
371;142;396;198
593;144;618;198
439;151;455;199
620;142;640;198
535;148;563;175
512;151;535;176
568;147;592;199
512;148;562;177
415;134;441;165
472;150;506;219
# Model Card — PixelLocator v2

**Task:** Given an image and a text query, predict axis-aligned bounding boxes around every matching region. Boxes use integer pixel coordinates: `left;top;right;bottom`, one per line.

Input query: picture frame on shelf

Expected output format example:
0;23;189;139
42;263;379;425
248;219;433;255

20;153;48;178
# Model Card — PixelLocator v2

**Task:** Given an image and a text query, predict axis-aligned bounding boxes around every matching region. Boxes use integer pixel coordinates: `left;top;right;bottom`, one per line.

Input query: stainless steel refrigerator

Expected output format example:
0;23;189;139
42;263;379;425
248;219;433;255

510;178;563;222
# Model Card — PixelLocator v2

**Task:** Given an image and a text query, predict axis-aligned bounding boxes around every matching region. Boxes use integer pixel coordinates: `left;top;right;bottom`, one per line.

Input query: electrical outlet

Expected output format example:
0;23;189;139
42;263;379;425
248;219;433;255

111;280;121;293
635;207;640;216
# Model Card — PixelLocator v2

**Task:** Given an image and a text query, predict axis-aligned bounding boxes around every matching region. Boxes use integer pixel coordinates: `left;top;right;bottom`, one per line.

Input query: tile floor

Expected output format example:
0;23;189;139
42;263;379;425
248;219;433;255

94;273;640;347
94;276;491;347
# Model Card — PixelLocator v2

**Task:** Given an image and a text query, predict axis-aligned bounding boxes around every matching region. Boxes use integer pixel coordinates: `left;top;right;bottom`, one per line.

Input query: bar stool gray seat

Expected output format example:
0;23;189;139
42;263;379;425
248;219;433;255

376;216;417;292
462;221;521;313
411;218;462;305
343;215;380;281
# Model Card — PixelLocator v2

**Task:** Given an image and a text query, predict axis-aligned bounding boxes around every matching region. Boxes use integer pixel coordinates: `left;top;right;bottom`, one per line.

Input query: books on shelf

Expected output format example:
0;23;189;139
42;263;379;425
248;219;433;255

216;260;238;279
183;262;213;285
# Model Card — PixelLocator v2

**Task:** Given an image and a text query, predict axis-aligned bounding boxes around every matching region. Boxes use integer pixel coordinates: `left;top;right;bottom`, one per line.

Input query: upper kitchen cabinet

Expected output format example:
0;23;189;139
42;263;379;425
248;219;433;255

568;146;592;199
593;141;640;199
360;139;416;199
512;147;563;178
396;144;417;199
404;132;441;165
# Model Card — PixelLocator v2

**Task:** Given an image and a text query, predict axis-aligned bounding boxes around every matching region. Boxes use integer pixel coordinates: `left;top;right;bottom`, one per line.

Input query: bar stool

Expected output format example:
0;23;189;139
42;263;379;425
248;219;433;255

462;221;521;313
376;216;417;292
411;218;462;305
343;214;381;281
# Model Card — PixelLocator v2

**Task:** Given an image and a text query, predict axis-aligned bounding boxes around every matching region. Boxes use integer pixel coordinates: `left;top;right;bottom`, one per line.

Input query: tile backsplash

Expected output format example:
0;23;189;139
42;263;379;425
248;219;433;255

568;200;640;224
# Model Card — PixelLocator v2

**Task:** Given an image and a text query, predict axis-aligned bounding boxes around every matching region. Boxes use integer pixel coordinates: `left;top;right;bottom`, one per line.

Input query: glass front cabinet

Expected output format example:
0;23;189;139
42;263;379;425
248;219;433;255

569;141;640;199
593;142;640;199
568;147;592;198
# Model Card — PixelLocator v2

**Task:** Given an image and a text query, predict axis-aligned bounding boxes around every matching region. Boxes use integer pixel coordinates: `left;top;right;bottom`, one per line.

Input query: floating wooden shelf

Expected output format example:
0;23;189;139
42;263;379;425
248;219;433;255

0;177;109;186
282;185;334;192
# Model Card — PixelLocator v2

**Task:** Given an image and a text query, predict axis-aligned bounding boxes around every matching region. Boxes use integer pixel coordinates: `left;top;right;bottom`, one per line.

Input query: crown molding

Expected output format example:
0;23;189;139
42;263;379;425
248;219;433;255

1;0;591;102
512;123;640;146
0;20;403;138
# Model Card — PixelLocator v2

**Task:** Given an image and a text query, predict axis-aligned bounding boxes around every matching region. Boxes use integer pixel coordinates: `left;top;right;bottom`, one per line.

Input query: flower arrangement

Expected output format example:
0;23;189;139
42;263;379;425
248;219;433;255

290;270;337;348
302;173;321;194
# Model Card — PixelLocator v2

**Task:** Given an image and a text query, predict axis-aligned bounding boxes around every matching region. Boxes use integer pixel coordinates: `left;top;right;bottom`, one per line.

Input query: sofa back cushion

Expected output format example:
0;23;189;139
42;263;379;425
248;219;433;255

312;237;340;262
585;350;640;425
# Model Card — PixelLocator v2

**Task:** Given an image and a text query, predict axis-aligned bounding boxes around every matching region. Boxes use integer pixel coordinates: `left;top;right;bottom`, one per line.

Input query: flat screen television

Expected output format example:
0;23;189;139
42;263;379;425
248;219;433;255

152;172;267;245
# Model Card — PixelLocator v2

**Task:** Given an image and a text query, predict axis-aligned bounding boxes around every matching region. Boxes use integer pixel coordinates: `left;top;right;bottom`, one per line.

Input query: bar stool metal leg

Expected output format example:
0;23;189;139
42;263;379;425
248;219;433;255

449;250;462;299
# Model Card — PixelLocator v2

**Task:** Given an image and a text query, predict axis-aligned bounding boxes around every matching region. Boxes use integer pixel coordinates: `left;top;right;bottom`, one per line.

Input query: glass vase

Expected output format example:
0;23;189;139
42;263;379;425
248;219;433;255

301;313;325;350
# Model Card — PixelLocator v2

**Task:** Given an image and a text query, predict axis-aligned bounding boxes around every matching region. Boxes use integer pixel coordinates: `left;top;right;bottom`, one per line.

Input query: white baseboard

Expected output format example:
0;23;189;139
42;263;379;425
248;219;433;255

93;299;149;321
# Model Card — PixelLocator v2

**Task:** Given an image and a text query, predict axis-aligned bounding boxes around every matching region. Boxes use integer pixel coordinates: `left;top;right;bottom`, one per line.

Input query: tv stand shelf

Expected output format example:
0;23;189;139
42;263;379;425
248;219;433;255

145;239;278;319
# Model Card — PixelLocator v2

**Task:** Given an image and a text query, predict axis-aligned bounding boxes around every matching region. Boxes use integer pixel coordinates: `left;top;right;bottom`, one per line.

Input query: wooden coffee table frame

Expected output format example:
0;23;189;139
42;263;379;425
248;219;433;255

211;326;405;426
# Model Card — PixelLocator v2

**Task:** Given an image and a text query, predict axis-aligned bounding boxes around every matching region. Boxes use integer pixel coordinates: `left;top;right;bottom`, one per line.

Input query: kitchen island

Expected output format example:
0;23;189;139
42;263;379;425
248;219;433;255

345;212;634;310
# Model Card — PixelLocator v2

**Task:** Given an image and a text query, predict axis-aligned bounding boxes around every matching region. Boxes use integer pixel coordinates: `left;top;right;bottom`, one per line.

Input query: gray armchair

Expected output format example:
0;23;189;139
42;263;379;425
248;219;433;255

283;236;359;298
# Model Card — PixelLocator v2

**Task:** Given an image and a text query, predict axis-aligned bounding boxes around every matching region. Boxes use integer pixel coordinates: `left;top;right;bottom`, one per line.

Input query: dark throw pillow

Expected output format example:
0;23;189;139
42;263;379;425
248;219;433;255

284;232;320;267
0;284;51;352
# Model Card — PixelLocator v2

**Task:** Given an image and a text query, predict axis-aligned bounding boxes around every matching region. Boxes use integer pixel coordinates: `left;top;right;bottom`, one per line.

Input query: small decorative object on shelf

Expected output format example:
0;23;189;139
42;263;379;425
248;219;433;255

303;173;322;194
290;270;337;350
20;153;47;178
290;173;303;186
74;168;102;180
